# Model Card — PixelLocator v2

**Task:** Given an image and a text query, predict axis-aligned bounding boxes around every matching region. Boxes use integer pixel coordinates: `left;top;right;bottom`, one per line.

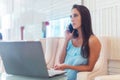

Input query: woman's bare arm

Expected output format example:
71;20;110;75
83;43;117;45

59;40;69;64
54;31;73;69
57;35;101;71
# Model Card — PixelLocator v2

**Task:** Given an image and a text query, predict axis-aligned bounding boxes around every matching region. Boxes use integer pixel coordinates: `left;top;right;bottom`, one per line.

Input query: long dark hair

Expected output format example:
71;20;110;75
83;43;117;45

72;4;94;58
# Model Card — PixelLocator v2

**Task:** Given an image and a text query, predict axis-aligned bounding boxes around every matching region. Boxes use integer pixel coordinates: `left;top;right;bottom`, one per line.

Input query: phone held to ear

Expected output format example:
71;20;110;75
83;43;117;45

68;24;74;33
68;24;79;38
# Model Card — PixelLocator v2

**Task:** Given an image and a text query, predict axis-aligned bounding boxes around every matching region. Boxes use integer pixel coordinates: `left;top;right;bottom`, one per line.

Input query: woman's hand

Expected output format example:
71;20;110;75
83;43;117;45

54;63;68;70
65;29;73;41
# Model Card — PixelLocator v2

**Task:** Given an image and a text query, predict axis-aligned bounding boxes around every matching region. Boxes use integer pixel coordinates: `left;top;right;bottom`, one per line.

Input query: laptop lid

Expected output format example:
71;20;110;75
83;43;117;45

0;41;49;78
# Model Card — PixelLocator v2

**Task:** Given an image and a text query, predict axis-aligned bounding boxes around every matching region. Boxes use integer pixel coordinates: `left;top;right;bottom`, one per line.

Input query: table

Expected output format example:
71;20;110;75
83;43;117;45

0;73;67;80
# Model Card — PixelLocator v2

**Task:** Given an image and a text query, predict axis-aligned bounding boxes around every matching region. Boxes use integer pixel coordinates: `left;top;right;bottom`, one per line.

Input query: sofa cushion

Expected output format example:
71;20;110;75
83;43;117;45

55;38;65;64
40;38;46;54
45;38;59;68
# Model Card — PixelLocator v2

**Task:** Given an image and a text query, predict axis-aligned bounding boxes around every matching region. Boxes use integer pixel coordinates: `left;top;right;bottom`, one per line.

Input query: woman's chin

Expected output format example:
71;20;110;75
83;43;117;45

73;27;78;29
73;25;79;29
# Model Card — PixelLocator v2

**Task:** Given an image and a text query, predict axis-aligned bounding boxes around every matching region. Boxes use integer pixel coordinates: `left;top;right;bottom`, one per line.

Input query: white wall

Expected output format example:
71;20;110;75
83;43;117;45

84;0;120;37
83;0;120;60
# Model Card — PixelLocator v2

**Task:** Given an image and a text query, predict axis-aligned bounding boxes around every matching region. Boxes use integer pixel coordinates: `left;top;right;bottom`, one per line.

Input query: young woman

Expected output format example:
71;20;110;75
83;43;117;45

54;4;101;80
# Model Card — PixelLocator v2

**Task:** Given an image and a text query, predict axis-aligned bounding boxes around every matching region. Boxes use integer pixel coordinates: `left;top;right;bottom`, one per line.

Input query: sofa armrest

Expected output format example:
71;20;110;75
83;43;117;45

77;53;107;80
77;72;91;80
95;74;120;80
77;69;107;80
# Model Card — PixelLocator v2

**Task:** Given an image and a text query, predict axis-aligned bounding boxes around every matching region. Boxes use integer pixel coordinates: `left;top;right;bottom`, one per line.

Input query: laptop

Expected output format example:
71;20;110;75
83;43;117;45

0;41;66;78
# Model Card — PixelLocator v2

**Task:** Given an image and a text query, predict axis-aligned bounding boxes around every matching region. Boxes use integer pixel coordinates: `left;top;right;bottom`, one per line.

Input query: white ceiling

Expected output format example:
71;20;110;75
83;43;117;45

14;0;53;12
0;0;53;15
0;0;81;14
0;0;81;21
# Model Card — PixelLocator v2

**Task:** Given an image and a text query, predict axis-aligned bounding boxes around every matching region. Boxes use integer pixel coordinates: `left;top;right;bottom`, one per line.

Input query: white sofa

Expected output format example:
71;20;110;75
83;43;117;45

94;37;120;80
40;36;108;80
1;36;120;80
95;74;120;80
0;36;110;80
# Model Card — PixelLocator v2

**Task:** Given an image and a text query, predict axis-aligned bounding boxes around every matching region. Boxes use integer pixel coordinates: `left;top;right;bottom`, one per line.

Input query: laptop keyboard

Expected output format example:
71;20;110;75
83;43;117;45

48;68;66;77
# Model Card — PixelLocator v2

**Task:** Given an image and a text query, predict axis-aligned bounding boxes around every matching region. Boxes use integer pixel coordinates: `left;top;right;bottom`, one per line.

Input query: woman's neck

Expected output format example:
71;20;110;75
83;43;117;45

77;27;82;39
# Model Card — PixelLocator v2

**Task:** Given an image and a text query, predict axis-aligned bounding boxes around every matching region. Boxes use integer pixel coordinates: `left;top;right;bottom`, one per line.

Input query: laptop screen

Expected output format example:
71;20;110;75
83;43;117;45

0;41;49;78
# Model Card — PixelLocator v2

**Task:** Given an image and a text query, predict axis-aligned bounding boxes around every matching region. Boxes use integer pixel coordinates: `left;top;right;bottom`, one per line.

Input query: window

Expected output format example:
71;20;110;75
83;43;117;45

0;14;11;40
46;17;70;37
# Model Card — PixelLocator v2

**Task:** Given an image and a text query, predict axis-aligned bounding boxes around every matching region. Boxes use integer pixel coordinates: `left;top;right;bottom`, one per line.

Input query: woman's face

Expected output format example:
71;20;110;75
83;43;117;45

71;8;81;29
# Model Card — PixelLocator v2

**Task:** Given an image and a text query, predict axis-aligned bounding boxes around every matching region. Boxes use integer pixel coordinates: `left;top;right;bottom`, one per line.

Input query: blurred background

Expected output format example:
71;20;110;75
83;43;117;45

0;0;120;75
0;0;120;40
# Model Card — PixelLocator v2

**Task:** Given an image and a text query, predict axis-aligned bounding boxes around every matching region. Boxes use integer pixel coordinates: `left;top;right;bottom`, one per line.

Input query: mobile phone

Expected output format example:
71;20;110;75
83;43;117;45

68;24;74;33
68;24;79;38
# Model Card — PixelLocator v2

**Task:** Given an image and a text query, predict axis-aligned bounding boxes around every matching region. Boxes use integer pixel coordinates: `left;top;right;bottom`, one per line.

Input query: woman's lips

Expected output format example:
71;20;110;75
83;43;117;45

72;23;75;26
72;23;75;25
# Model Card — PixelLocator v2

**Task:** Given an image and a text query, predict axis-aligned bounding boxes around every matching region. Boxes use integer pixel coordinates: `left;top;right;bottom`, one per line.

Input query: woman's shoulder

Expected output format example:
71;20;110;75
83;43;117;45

67;39;72;46
88;35;101;48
